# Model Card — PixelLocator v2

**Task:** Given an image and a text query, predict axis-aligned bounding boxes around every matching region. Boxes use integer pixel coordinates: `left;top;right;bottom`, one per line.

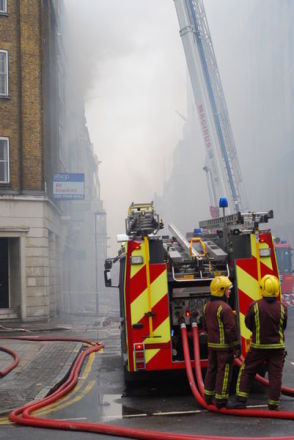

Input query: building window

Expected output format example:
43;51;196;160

0;0;7;14
0;138;10;183
0;50;8;96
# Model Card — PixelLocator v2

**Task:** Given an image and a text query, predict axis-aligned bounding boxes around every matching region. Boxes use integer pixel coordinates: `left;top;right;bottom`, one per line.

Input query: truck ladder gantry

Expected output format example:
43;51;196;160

173;0;248;215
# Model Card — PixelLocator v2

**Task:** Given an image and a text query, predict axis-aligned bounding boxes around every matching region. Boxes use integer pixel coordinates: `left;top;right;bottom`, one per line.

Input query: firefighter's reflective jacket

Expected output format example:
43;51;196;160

245;298;287;349
203;297;239;350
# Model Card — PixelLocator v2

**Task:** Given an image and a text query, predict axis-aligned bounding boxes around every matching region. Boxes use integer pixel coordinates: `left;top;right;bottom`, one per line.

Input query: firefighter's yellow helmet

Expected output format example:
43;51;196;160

210;276;232;297
260;274;280;298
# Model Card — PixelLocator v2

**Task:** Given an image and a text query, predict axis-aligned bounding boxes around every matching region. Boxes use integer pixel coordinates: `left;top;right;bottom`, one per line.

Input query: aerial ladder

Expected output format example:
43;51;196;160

173;0;248;217
173;0;293;295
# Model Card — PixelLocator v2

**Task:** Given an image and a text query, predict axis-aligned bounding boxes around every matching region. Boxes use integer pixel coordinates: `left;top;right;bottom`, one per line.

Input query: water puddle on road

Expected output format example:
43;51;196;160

101;393;146;420
100;392;202;421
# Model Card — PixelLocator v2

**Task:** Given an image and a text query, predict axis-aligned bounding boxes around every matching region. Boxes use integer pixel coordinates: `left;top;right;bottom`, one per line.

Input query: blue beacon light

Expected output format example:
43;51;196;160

219;197;228;208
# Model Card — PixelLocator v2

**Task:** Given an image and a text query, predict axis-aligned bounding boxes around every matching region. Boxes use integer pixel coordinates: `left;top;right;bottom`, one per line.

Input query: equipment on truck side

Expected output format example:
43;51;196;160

104;201;279;382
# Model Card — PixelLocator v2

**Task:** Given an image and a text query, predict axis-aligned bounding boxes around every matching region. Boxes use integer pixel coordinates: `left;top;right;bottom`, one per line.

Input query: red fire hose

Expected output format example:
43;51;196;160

8;337;234;440
0;335;98;346
233;356;294;397
192;323;204;397
0;345;19;376
184;323;294;421
0;335;97;377
5;334;294;440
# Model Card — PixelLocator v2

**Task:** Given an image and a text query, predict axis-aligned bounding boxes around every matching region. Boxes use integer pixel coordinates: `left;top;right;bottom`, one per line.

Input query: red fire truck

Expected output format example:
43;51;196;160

104;202;280;382
274;238;293;303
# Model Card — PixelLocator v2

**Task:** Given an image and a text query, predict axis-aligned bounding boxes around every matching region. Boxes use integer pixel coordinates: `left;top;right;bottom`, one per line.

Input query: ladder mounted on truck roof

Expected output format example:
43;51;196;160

166;223;229;281
125;202;163;238
169;224;208;260
199;210;274;232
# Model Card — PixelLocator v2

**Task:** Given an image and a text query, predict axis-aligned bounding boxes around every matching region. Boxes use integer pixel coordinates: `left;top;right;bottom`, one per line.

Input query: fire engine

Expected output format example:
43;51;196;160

104;201;280;381
274;238;294;301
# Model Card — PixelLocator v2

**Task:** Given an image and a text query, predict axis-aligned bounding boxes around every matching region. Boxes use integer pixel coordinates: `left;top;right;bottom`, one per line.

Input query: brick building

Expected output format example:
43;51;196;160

0;0;106;320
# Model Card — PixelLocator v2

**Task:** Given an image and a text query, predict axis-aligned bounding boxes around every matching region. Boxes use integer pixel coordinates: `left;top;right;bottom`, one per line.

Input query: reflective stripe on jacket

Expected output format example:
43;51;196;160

203;297;239;349
245;298;287;349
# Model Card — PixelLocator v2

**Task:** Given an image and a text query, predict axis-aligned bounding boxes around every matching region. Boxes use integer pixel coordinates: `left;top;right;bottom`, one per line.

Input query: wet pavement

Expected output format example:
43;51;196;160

0;311;294;439
0;313;117;415
0;339;82;414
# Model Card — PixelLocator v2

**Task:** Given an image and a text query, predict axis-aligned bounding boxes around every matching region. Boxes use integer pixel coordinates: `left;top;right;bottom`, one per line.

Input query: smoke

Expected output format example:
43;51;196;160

204;0;294;245
64;0;294;254
157;0;294;246
64;0;187;252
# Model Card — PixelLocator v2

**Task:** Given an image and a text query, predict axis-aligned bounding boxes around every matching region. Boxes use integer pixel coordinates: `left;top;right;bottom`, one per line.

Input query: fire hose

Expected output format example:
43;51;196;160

192;323;204;397
192;322;294;398
0;345;19;377
0;335;98;377
3;334;294;440
233;356;294;397
0;334;99;345
184;323;294;420
7;335;243;440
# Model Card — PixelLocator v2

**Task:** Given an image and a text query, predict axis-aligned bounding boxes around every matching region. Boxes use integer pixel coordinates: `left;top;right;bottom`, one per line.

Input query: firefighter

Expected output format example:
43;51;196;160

203;276;240;409
228;274;287;410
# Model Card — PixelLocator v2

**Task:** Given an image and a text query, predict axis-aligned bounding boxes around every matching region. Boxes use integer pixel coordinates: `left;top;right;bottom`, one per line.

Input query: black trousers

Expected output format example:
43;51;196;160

204;348;234;403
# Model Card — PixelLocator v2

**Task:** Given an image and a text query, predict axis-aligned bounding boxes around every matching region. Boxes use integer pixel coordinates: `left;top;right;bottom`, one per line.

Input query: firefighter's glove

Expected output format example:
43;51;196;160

233;344;241;358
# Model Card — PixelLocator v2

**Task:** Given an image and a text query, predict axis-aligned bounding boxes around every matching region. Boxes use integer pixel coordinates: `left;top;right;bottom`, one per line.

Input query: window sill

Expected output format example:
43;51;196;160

0;95;10;100
0;13;8;17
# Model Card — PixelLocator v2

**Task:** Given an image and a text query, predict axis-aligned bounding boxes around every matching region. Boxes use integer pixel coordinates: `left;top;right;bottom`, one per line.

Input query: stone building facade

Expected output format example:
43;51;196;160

0;0;106;320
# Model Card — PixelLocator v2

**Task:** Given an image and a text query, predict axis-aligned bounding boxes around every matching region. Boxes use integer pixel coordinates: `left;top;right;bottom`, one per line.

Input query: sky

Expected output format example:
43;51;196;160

65;0;294;253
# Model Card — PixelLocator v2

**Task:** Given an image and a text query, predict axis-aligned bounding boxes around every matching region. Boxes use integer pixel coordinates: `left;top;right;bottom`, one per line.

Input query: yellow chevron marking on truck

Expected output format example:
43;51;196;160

236;266;259;300
131;287;148;324
130;248;145;278
133;318;171;369
259;242;273;269
144;317;171;345
239;312;252;340
131;270;167;324
150;270;168;307
145;348;160;365
250;235;273;270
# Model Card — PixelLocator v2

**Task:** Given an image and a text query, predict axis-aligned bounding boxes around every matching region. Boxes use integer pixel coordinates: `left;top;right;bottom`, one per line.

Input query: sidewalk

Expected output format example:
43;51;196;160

0;337;82;415
0;314;120;416
0;316;99;416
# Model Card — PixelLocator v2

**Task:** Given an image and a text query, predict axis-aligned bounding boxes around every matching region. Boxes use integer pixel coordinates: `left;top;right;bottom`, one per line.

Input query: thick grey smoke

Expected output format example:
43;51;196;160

157;0;294;247
205;0;294;246
65;0;294;253
65;0;187;252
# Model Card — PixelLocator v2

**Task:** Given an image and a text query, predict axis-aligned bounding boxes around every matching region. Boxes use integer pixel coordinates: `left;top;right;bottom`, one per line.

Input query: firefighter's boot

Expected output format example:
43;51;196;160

204;394;214;405
226;396;247;409
268;402;279;411
215;399;227;409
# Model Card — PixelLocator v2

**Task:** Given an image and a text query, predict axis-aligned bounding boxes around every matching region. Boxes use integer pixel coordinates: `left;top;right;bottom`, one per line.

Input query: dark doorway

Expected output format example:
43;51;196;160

0;239;9;308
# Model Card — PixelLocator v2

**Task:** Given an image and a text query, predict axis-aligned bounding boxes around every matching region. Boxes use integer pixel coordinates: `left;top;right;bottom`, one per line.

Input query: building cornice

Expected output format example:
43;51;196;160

0;194;62;215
